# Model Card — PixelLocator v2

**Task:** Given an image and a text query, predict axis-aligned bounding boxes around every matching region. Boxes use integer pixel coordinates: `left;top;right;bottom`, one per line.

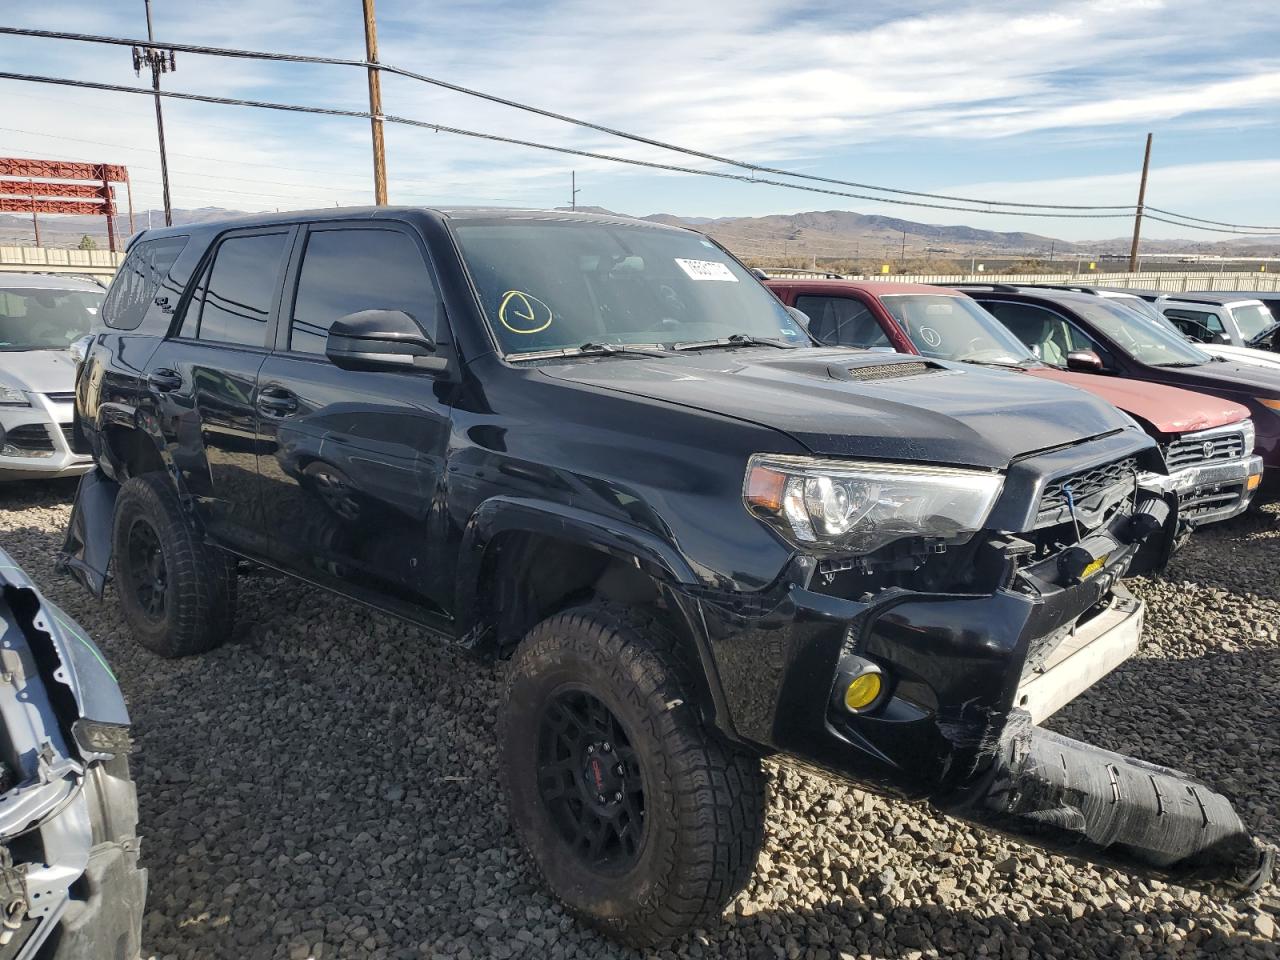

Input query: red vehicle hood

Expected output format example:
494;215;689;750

1025;368;1249;435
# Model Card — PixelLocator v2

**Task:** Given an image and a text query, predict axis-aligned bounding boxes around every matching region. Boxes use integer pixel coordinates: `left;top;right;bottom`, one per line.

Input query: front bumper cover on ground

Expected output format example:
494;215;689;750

937;709;1273;894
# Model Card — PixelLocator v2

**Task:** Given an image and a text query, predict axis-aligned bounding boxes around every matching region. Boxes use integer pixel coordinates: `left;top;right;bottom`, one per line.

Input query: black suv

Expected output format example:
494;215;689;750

61;208;1269;946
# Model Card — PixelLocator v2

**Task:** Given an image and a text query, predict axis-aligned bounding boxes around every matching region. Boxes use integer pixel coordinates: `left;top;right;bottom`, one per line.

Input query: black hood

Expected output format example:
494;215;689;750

540;349;1135;470
1159;359;1280;397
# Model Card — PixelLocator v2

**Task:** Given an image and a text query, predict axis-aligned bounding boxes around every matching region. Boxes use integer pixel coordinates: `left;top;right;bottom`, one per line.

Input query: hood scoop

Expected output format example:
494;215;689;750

828;359;948;382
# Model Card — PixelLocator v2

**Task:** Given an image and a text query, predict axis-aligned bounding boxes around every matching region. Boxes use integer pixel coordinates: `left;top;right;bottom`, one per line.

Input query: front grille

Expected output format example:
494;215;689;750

845;361;939;382
1037;456;1138;528
3;424;55;453
1165;430;1245;470
41;392;75;405
59;423;74;448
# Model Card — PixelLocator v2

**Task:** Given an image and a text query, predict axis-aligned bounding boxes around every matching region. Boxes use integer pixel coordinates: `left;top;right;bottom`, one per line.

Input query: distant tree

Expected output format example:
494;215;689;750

77;235;97;251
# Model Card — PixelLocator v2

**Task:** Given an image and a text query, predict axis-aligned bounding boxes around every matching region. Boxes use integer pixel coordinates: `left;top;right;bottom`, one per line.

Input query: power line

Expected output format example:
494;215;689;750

1143;214;1280;237
1145;207;1280;233
0;24;1137;212
0;70;1139;220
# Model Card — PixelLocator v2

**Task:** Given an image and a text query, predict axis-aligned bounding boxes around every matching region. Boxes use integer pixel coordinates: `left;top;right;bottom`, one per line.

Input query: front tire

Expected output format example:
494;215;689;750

499;604;766;947
112;473;236;657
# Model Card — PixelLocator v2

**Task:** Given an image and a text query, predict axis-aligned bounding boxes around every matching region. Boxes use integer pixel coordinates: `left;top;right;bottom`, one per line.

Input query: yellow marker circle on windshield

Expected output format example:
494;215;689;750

498;290;553;334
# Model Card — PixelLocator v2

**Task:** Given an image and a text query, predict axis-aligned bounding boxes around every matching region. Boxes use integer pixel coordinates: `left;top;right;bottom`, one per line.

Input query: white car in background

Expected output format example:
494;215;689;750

0;273;102;481
1156;294;1280;368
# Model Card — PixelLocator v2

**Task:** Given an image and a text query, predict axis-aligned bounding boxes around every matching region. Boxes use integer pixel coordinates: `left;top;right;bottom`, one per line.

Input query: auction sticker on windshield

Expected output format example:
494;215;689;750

675;258;739;282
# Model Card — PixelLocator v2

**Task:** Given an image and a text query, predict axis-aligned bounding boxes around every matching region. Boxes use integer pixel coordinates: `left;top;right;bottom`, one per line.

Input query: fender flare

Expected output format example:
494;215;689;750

453;496;741;739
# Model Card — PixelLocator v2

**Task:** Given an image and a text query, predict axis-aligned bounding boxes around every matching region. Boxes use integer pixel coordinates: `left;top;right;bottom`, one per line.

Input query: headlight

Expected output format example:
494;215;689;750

0;382;28;407
744;454;1004;555
1241;418;1256;452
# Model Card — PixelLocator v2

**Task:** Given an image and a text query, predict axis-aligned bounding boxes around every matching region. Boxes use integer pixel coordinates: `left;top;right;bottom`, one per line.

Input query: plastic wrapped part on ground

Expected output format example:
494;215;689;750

935;709;1274;895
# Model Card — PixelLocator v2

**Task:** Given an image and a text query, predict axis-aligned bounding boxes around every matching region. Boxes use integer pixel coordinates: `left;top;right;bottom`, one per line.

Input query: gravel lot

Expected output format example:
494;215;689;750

1;480;1276;960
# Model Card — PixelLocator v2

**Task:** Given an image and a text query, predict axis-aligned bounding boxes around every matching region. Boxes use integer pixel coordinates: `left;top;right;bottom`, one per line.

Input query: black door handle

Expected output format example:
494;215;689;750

256;386;299;416
148;368;183;392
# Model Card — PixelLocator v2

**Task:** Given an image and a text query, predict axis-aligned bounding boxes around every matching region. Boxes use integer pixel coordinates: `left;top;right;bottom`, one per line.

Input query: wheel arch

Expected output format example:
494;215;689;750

455;497;735;736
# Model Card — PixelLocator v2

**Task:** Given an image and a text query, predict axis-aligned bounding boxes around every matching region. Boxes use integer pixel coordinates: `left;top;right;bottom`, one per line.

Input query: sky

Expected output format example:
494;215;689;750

2;0;1279;243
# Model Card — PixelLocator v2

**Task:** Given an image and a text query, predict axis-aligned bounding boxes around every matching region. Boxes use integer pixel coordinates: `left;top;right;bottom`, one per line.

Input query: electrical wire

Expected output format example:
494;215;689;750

0;25;1139;212
1143;214;1280;237
0;70;1140;220
1145;207;1280;233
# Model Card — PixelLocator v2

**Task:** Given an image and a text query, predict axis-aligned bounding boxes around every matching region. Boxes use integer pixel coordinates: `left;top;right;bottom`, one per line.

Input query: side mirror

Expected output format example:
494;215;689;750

1214;331;1231;345
785;306;811;330
69;334;94;365
325;309;446;373
1066;349;1104;372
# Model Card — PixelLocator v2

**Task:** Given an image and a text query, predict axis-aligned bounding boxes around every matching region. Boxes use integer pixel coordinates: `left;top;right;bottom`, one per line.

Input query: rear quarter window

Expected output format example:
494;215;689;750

101;236;190;331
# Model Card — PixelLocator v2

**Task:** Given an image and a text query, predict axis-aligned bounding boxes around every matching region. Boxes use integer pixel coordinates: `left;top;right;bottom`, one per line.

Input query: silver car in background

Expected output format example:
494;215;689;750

0;274;102;481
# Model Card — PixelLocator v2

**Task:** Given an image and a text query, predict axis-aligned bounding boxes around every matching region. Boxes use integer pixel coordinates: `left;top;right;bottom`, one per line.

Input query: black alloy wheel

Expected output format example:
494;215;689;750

537;688;646;871
124;516;167;621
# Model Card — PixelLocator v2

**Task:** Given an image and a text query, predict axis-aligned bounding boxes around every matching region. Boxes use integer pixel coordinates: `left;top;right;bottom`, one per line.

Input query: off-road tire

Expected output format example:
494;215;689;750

112;472;236;657
499;603;767;947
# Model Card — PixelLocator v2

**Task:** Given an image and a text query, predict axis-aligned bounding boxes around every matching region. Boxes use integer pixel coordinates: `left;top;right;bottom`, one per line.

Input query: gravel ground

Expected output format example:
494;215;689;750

0;480;1277;960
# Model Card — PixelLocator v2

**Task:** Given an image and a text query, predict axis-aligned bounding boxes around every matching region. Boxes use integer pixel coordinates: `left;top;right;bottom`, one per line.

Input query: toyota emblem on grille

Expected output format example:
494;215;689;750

1203;441;1215;459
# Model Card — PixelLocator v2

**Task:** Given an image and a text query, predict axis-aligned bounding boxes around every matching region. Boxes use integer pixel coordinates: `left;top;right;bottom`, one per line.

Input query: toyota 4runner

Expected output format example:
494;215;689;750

60;208;1271;947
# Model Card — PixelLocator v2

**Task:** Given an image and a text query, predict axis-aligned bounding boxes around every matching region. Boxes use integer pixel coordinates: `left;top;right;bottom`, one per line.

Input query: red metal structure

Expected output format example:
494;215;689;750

0;158;132;251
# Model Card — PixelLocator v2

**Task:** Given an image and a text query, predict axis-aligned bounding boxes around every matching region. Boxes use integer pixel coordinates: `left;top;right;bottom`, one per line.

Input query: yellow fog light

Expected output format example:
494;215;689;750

843;671;883;712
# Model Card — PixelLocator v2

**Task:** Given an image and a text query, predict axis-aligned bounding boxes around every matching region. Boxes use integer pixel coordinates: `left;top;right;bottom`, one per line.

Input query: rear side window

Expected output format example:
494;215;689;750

102;236;189;330
288;227;439;354
1165;307;1223;333
795;294;889;348
182;233;289;347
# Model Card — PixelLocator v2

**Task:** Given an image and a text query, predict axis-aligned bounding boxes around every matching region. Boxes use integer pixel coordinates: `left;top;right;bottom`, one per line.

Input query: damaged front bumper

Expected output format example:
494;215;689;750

0;550;145;958
939;710;1273;894
694;538;1272;895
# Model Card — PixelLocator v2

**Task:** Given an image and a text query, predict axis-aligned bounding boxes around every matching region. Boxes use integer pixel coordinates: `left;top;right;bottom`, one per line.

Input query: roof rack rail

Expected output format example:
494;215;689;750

950;282;1023;292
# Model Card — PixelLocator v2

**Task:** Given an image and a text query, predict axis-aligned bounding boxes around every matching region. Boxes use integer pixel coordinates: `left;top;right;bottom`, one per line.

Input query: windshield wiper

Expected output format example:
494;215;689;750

671;333;797;351
506;341;672;362
1247;322;1279;345
1151;361;1203;368
959;358;1031;369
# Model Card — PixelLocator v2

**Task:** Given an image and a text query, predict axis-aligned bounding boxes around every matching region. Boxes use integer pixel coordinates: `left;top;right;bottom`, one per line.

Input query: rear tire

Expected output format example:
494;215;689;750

112;473;236;657
499;603;766;948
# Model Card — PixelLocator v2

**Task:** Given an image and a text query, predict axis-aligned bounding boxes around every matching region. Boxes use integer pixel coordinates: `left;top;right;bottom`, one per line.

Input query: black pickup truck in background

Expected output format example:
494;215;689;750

60;208;1271;946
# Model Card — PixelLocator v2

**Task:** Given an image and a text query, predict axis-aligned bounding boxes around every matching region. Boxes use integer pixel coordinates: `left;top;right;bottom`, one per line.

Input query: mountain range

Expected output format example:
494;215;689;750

2;205;1275;260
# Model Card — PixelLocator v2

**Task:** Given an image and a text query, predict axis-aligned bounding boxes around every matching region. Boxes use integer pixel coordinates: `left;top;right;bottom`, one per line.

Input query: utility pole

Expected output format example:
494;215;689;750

900;229;907;264
362;0;388;205
28;183;39;246
570;171;580;210
1127;132;1153;273
136;0;174;226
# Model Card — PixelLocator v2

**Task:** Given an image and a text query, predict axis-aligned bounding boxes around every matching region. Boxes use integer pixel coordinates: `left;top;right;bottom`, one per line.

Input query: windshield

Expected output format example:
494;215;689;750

1105;295;1161;320
880;294;1036;365
0;287;101;350
1230;302;1275;340
450;218;807;355
1073;298;1213;366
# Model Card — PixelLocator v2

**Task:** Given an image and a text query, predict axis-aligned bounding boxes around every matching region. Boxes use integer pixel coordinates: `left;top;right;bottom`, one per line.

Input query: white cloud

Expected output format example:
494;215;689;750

0;0;1277;241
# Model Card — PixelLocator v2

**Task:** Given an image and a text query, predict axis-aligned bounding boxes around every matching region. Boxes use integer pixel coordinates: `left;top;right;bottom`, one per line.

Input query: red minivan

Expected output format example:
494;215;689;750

766;278;1263;526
